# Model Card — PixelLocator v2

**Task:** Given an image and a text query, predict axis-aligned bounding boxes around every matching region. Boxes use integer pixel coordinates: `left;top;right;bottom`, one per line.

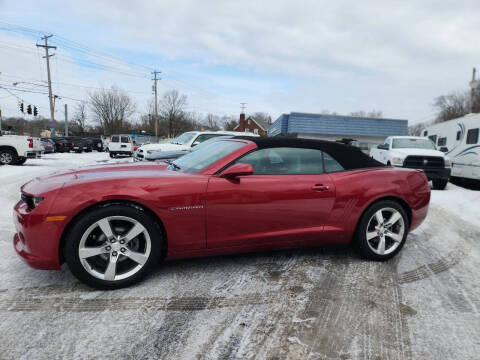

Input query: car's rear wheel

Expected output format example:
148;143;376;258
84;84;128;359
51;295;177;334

14;157;27;165
353;200;409;261
432;179;448;190
65;205;162;289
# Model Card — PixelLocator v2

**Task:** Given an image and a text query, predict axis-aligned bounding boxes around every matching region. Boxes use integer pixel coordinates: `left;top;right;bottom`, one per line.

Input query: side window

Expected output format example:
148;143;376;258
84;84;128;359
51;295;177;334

236;147;324;174
437;137;447;146
384;138;391;148
111;136;119;143
121;136;130;143
323;152;344;173
466;128;479;144
194;134;219;144
423;130;428;136
456;131;461;140
428;135;437;144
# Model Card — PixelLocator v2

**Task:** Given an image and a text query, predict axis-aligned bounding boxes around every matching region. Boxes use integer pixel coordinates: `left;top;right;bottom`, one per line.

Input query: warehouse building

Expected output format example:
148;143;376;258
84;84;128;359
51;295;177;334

269;112;408;149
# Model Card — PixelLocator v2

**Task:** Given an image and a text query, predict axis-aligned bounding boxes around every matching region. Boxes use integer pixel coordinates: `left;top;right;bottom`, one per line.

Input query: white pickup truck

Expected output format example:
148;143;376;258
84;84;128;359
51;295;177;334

370;136;451;190
0;135;43;165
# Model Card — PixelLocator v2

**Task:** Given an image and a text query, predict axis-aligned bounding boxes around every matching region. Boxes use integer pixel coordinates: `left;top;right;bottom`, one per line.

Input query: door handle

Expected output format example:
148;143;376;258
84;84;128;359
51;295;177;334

312;184;330;192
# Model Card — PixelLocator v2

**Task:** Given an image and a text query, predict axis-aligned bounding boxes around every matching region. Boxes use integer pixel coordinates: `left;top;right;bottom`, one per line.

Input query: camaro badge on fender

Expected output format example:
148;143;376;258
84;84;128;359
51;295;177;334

169;205;204;211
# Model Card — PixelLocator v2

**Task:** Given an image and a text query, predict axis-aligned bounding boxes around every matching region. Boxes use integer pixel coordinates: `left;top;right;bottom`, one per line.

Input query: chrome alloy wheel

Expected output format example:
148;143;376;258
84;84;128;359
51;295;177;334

0;152;13;164
78;216;151;281
365;207;405;256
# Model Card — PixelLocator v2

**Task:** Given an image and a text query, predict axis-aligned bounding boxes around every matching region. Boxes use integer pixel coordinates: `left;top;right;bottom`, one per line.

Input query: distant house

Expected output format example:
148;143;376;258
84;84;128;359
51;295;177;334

234;113;269;136
269;112;408;147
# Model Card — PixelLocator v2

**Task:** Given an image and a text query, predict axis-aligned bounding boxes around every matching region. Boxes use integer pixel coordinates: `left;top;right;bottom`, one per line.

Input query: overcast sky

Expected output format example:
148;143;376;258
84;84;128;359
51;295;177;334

1;0;479;125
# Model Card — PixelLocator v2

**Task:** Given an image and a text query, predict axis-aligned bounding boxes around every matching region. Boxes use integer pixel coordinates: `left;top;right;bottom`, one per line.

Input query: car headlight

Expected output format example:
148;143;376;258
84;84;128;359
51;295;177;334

21;194;44;210
444;158;452;168
391;157;404;166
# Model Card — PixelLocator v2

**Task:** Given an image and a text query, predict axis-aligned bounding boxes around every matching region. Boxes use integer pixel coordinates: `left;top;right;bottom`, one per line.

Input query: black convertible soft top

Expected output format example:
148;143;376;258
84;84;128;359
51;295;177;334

233;136;385;170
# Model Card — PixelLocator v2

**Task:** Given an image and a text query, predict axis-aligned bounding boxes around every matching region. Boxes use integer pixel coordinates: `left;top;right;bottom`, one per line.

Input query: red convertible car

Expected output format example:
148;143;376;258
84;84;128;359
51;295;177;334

13;137;430;289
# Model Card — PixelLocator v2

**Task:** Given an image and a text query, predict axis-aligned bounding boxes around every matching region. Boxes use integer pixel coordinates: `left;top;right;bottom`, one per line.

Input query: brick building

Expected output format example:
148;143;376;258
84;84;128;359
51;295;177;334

234;113;269;136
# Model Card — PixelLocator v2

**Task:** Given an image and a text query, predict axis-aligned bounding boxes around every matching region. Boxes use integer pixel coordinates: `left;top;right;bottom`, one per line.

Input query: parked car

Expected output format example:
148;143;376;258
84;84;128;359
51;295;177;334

40;138;55;153
13;137;430;289
138;134;257;162
134;131;259;161
0;135;42;165
70;138;86;153
109;134;134;157
51;138;72;153
81;138;94;152
89;138;103;152
370;136;451;190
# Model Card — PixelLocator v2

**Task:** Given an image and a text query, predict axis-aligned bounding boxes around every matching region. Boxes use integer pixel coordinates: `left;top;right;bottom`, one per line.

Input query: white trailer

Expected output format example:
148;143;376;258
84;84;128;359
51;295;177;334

422;113;480;181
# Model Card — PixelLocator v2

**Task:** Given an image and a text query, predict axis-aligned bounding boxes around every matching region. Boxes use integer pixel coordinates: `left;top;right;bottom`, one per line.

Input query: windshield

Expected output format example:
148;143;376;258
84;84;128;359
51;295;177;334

392;138;436;150
190;135;233;152
168;132;197;145
172;140;246;173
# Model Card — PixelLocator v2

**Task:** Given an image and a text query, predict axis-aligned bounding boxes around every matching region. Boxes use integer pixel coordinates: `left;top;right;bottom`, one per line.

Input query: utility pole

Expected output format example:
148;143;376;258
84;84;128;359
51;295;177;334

36;35;57;136
64;104;68;136
152;70;161;141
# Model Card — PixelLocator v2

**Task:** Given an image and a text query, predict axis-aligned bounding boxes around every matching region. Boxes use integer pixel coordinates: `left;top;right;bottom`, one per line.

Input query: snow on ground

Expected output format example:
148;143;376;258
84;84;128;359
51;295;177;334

0;153;479;359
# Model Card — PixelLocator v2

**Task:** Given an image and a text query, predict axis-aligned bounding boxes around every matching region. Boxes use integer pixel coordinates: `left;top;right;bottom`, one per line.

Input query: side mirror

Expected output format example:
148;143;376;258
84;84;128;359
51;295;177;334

191;141;200;147
439;147;448;153
377;144;388;150
220;163;254;178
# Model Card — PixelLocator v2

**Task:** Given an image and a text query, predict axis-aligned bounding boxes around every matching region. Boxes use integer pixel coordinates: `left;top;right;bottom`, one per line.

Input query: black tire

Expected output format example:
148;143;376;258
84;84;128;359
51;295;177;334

14;157;27;165
0;148;18;165
65;204;163;289
432;179;448;190
352;200;409;261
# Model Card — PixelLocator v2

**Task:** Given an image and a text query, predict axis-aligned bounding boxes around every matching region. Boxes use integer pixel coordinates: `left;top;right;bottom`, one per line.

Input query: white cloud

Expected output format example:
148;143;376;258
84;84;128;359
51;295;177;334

1;0;480;124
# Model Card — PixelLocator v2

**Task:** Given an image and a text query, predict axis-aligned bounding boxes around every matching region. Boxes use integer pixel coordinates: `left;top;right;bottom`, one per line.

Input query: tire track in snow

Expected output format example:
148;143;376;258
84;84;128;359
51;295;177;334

0;292;279;313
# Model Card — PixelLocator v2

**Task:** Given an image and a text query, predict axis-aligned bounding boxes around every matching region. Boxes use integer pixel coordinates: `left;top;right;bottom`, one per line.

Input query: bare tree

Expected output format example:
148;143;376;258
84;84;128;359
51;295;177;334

89;86;136;135
204;114;221;130
433;91;470;123
408;122;426;136
250;112;272;125
159;90;188;137
71;102;88;134
221;115;238;131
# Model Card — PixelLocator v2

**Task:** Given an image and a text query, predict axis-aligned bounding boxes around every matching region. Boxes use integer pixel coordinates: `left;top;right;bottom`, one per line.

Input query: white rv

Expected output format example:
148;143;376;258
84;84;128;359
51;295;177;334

422;113;480;181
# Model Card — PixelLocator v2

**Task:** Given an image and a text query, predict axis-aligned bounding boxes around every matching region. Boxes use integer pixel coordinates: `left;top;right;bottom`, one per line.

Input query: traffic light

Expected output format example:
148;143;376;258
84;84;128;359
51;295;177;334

33;106;38;116
27;105;32;115
20;102;24;113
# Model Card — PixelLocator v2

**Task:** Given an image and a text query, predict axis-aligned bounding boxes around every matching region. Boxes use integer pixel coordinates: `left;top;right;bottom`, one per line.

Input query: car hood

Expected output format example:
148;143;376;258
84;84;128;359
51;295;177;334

139;143;189;152
21;162;172;195
391;148;445;158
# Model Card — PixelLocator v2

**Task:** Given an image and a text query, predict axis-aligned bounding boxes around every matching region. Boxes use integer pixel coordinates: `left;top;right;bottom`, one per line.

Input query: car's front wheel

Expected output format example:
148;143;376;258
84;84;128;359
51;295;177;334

0;148;18;165
353;200;409;261
432;179;448;190
65;204;163;289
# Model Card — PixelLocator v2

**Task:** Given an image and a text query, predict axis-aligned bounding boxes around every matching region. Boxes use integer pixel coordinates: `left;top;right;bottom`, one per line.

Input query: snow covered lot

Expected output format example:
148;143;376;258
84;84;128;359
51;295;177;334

0;152;479;360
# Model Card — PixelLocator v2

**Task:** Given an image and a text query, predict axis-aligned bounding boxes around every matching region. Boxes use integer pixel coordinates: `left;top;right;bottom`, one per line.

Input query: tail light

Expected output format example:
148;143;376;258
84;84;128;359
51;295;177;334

27;138;33;148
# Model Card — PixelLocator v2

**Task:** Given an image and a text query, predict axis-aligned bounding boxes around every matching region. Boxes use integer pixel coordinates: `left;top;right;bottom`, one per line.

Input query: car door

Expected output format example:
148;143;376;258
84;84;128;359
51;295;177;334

206;147;336;248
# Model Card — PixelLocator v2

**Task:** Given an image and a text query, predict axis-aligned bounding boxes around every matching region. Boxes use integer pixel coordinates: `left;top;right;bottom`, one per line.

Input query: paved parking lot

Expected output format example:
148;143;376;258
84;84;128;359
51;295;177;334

0;153;479;359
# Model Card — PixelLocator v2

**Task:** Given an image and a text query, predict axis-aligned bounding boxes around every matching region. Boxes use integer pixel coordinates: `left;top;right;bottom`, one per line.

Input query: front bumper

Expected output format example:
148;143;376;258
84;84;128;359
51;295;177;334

402;166;451;181
12;200;62;270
